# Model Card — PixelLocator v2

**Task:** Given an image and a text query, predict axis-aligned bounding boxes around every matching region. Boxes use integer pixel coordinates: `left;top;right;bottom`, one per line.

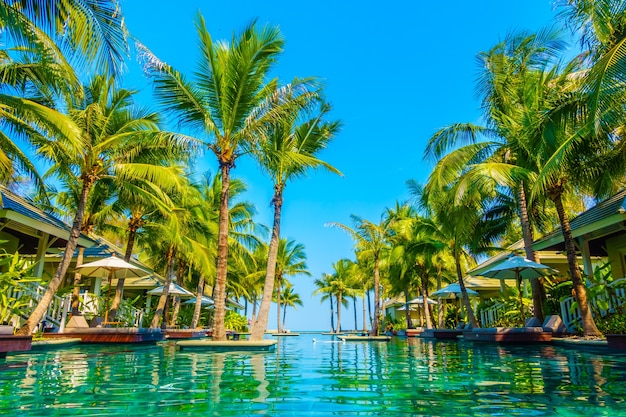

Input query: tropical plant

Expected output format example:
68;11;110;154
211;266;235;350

250;100;341;340
327;215;393;336
141;16;316;340
0;248;39;325
17;75;189;335
224;310;248;333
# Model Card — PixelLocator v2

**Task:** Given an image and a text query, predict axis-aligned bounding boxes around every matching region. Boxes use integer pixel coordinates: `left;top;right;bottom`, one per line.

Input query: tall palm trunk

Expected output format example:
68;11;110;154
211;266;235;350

212;162;232;341
372;257;381;336
366;288;372;331
282;302;288;330
436;265;443;328
191;273;205;328
518;184;544;323
17;175;94;336
422;270;432;329
337;292;343;332
353;297;358;331
150;246;174;328
549;186;600;336
109;215;142;320
328;293;335;332
403;286;412;329
71;246;85;315
251;184;284;340
171;296;181;326
276;278;282;333
454;247;479;328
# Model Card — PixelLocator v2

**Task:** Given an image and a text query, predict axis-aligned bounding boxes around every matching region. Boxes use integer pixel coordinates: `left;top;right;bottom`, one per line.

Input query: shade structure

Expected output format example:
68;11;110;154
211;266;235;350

74;254;149;323
397;305;417;311
74;254;148;280
147;282;194;297
407;296;438;305
183;296;214;306
479;255;558;321
431;283;479;299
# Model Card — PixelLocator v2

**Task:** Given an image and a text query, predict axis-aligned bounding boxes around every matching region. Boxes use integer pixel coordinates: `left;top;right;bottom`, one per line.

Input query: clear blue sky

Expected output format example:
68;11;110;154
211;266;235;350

120;0;573;331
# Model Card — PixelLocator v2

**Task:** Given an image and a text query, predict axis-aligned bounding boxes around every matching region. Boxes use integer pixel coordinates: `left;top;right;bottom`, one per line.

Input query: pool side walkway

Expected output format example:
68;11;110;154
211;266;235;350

176;339;277;352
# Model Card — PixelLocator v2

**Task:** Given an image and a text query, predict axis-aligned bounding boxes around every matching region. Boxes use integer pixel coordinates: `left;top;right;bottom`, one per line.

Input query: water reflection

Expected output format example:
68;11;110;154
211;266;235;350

0;336;625;415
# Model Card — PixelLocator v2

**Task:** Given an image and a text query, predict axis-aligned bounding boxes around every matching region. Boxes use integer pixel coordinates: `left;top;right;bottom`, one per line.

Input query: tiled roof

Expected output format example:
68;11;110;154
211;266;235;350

0;186;70;231
534;189;626;247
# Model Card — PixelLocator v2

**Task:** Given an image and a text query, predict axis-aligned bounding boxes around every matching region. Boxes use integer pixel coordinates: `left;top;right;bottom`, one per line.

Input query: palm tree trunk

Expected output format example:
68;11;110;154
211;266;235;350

17;177;92;336
403;286;412;329
437;265;443;328
191;273;205;328
276;279;282;333
150;246;174;328
422;271;432;329
212;162;232;341
362;292;368;332
372;257;381;336
71;246;85;315
353;297;358;331
337;292;342;332
454;247;479;328
366;288;372;331
171;296;181;326
282;302;287;330
109;218;140;321
250;185;283;340
550;189;601;336
518;184;544;323
329;293;335;332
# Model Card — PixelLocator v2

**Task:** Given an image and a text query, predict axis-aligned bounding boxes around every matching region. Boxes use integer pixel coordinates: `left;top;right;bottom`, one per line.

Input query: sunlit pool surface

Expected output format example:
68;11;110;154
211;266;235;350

1;333;626;416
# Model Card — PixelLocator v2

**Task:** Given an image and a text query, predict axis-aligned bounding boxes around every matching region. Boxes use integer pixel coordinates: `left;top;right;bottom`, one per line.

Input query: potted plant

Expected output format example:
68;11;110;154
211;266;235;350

596;310;626;349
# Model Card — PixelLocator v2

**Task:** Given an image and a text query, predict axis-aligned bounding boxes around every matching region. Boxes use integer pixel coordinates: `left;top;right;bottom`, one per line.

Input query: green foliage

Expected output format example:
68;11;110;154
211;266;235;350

224;311;248;332
0;248;40;325
595;312;626;335
542;277;572;316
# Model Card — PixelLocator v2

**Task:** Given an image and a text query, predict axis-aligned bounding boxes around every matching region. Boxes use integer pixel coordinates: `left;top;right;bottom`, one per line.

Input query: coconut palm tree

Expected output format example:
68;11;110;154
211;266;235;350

328;215;393;336
249;101;341;340
16;75;189;335
141;16;316;340
0;0;129;191
313;273;336;333
273;238;309;333
279;284;302;331
423;30;568;323
328;258;358;333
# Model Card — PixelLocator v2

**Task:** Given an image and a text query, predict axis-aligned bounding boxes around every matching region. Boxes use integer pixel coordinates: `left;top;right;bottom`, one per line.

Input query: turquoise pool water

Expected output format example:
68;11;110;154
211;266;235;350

1;334;625;416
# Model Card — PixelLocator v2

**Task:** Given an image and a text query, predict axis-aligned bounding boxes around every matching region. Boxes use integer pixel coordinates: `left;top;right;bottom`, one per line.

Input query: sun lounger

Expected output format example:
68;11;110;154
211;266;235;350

464;326;552;343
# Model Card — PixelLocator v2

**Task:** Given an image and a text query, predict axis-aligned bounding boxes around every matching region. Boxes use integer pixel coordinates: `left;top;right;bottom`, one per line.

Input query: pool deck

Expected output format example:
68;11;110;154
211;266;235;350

43;328;165;344
176;339;278;352
338;335;392;342
31;338;81;350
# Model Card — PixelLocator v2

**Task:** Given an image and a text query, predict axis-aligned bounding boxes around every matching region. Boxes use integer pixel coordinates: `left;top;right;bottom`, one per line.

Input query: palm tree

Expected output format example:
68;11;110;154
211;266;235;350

423;30;567;323
313;273;336;332
557;0;626;150
16;75;189;335
249;101;341;340
328;258;358;333
279;284;303;331
328;215;393;336
141;16;315;341
273;238;309;333
0;0;128;191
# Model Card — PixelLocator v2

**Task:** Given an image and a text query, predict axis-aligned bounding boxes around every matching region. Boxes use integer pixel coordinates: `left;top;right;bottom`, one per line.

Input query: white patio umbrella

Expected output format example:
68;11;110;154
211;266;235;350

407;296;439;305
479;255;558;321
147;282;194;297
74;254;149;323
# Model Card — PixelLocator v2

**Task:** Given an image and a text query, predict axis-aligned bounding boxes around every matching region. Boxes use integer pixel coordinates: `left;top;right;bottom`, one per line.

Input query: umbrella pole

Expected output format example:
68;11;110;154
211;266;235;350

517;272;524;324
104;270;113;324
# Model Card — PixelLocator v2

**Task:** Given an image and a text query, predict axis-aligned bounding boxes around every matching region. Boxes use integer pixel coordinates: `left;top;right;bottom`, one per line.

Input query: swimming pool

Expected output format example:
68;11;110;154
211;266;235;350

1;333;625;416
